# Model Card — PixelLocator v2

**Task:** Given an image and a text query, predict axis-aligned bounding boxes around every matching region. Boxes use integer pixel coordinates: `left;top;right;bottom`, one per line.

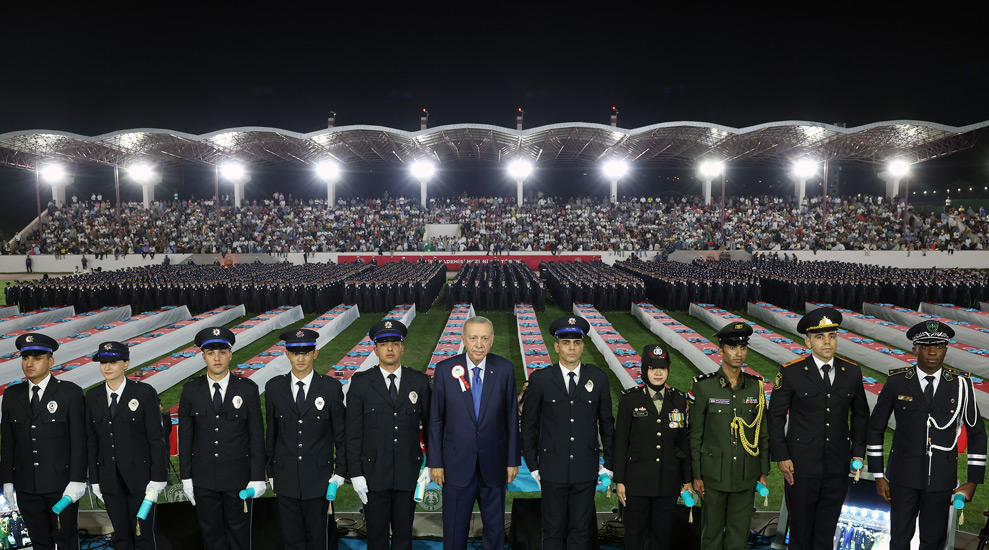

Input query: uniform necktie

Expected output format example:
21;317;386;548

388;373;398;404
31;386;40;415
472;367;482;419
296;381;306;411
822;364;832;390
568;372;577;399
213;382;222;412
924;375;935;403
110;392;118;417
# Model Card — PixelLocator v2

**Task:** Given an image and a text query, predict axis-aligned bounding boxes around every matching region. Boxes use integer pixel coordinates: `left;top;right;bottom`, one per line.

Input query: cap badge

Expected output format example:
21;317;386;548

104;343;113;350
735;323;744;330
568;317;576;325
212;328;221;336
819;316;834;327
927;321;939;332
25;336;33;343
296;331;304;338
653;346;663;356
385;321;392;328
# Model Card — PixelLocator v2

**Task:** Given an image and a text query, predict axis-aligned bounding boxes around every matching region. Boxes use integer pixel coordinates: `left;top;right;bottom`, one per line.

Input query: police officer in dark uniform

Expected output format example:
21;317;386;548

768;308;869;550
689;322;768;550
179;327;267;550
86;341;169;550
867;320;987;550
345;320;431;550
0;333;87;550
521;315;615;550
614;344;692;550
265;328;346;550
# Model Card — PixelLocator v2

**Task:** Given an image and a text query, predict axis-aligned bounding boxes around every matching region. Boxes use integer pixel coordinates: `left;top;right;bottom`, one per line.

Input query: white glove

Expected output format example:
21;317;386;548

182;479;196;506
247;481;267;499
351;476;369;505
63;481;87;503
91;483;104;503
329;474;345;488
531;470;541;489
269;478;275;493
146;481;167;500
416;468;431;485
3;483;16;509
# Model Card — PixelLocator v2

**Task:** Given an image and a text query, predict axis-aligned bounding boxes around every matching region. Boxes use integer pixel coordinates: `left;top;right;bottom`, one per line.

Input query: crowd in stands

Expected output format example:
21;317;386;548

6;193;988;256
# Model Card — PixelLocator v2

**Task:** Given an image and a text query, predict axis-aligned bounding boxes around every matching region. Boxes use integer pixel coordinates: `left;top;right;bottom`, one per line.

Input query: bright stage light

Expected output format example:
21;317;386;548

888;159;910;178
793;159;817;179
316;161;340;182
221;162;247;182
699;161;723;179
127;163;155;183
40;164;66;183
508;159;533;180
410;160;435;181
602;159;628;179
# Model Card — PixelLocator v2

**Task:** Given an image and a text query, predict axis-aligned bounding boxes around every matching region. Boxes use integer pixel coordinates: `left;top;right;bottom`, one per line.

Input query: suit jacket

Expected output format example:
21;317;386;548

0;376;87;494
867;365;987;491
265;371;346;500
345;366;430;492
768;356;870;478
613;385;691;497
521;363;614;484
178;374;265;492
427;353;521;487
86;380;168;495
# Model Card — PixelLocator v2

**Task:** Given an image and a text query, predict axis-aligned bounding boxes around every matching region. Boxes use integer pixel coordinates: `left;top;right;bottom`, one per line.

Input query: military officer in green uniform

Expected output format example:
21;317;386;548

688;322;769;550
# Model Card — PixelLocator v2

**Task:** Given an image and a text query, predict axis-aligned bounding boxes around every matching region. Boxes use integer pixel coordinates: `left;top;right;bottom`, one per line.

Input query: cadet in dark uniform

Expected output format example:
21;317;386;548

688;322;768;550
614;344;692;550
0;333;87;550
345;320;431;550
866;320;987;550
521;315;615;550
86;341;168;550
768;308;869;550
179;327;267;550
265;328;346;550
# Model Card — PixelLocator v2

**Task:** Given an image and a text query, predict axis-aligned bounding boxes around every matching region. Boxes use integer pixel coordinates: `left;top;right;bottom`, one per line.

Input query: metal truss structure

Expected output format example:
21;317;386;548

0;120;985;172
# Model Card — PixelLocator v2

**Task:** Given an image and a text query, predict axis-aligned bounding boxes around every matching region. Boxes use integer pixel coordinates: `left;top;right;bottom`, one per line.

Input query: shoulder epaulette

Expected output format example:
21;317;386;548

887;366;911;377
836;357;859;367
692;372;716;383
669;387;687;399
743;371;764;380
781;357;802;368
621;387;640;396
945;366;971;379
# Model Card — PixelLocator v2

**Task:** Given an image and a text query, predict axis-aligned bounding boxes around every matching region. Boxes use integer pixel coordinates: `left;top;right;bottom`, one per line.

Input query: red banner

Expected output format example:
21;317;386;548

338;253;600;271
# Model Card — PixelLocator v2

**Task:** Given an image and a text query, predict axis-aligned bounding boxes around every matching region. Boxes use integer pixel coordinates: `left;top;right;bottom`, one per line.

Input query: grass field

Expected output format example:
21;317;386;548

5;279;989;532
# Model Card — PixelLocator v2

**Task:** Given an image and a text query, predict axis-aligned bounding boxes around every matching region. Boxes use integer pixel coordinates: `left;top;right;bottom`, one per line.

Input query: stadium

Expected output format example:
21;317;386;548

3;11;989;550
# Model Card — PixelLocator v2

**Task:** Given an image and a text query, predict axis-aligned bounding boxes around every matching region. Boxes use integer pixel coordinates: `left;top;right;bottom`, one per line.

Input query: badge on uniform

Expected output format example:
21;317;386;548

128;399;140;411
669;409;684;428
633;406;648;417
452;365;470;392
775;372;782;389
744;397;759;404
709;398;730;405
898;395;913;401
232;395;243;409
315;396;325;410
409;391;418;404
585;380;594;392
47;401;57;414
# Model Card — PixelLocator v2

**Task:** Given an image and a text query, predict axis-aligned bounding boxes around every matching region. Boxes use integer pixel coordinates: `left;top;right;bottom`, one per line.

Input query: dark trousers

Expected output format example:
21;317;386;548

365;490;415;550
17;490;80;550
442;463;506;550
540;480;595;550
889;483;952;550
624;494;678;550
784;475;847;550
277;495;330;550
701;486;753;550
193;486;252;550
104;479;158;550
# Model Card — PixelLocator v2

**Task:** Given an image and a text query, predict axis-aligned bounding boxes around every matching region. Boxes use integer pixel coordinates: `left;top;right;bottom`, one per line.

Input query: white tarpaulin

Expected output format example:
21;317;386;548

0;306;129;357
0;306;74;337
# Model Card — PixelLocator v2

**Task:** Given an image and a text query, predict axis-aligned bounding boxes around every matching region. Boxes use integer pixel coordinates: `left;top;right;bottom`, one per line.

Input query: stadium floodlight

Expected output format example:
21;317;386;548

40;164;66;183
699;160;724;179
793;159;817;179
888;159;910;178
220;161;247;183
410;159;436;182
602;159;629;180
127;163;155;183
508;159;533;181
316;161;341;182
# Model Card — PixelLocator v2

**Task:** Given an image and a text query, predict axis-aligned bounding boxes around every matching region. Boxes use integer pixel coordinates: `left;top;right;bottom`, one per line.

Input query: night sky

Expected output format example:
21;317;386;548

2;8;988;232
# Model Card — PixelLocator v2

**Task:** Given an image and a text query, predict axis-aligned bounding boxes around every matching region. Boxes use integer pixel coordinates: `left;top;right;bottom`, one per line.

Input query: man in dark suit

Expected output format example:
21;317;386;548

867;320;987;550
614;344;692;550
768;308;869;550
346;320;430;550
178;327;267;550
521;315;614;550
0;333;87;550
428;316;521;550
265;328;346;550
86;341;168;550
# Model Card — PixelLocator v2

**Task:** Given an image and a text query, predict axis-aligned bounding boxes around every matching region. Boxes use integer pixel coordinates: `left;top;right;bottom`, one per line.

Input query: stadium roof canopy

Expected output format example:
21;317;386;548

0;120;986;172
